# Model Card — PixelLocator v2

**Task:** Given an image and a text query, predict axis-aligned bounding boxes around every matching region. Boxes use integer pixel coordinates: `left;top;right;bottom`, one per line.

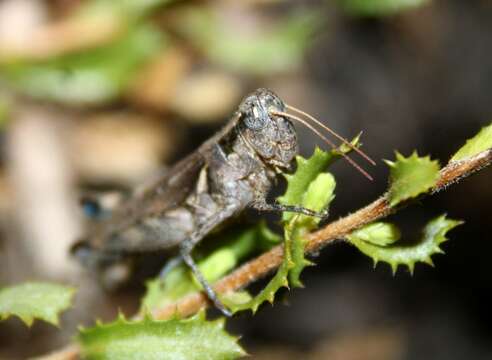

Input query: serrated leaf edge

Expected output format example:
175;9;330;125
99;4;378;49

347;215;463;275
0;283;76;327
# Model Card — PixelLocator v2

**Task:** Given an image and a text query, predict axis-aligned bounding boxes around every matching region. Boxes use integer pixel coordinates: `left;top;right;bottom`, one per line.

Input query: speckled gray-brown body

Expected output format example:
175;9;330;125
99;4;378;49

72;88;322;315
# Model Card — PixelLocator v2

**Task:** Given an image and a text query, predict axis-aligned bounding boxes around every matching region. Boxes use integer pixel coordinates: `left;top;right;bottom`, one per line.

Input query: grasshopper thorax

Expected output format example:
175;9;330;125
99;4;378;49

238;88;298;170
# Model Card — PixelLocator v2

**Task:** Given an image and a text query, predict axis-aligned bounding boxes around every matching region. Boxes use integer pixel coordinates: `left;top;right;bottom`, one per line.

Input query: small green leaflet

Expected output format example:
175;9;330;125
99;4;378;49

141;223;280;311
0;282;75;326
228;149;337;312
347;215;462;274
385;151;440;207
451;123;492;162
339;0;431;17
349;222;401;247
78;312;245;360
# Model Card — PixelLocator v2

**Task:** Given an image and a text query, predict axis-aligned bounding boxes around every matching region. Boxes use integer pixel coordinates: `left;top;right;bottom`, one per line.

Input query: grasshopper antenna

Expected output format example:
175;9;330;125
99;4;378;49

270;110;373;181
285;104;376;166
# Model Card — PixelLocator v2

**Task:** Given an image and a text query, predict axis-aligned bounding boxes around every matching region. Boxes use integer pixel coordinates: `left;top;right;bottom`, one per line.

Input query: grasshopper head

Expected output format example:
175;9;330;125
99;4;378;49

238;88;298;170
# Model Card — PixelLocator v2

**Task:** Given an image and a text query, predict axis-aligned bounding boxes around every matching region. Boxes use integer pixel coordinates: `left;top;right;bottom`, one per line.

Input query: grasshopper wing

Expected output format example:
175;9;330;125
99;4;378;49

85;112;242;250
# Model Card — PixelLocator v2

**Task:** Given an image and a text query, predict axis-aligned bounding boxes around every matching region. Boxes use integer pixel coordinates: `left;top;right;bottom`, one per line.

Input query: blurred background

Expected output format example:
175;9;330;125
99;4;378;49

0;0;491;359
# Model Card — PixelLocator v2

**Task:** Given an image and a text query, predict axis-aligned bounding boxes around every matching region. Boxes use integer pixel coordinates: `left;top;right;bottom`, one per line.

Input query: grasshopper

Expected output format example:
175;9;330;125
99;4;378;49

71;88;374;315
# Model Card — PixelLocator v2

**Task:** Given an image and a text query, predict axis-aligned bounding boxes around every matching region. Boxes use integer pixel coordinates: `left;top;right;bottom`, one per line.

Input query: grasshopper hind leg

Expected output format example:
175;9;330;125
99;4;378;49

175;201;240;316
179;241;232;317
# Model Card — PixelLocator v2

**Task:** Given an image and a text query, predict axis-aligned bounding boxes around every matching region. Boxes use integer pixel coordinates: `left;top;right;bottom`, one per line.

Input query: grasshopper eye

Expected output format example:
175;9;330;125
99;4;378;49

244;105;268;130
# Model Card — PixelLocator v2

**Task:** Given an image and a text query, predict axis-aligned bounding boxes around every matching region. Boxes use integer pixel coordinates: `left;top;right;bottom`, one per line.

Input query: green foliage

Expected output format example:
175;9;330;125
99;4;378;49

0;282;75;326
348;215;462;274
0;97;9;127
2;24;164;105
339;0;431;16
177;9;320;75
228;149;336;312
349;222;401;246
451;123;492;161
141;223;281;311
385;152;440;207
79;0;176;20
78;312;245;360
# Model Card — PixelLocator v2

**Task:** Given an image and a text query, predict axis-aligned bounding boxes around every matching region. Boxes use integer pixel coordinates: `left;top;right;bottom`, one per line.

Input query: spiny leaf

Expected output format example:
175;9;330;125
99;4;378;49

227;223;294;314
349;222;401;247
0;282;75;326
451;123;492;162
286;222;313;288
141;223;280;311
78;312;245;360
339;0;431;17
385;151;440;207
347;215;463;274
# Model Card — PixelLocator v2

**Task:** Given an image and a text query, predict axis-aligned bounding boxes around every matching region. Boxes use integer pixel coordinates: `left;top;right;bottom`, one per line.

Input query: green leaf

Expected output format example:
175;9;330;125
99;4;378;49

177;9;320;75
347;215;462;274
451;123;492;162
1;24;164;105
385;151;440;207
0;282;75;326
339;0;431;17
349;222;401;246
141;223;280;311
286;222;312;289
78;312;245;360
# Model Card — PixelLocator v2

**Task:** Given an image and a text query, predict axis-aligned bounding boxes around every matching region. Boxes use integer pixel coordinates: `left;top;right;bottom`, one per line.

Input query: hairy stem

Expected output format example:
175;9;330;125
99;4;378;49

40;149;492;360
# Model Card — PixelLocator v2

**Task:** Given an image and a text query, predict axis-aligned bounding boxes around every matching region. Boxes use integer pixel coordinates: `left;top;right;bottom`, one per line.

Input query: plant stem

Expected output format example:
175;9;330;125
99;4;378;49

39;149;492;359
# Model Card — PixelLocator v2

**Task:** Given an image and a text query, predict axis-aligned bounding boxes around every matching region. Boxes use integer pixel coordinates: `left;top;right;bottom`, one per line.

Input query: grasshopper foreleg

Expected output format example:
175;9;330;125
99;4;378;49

252;200;329;219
